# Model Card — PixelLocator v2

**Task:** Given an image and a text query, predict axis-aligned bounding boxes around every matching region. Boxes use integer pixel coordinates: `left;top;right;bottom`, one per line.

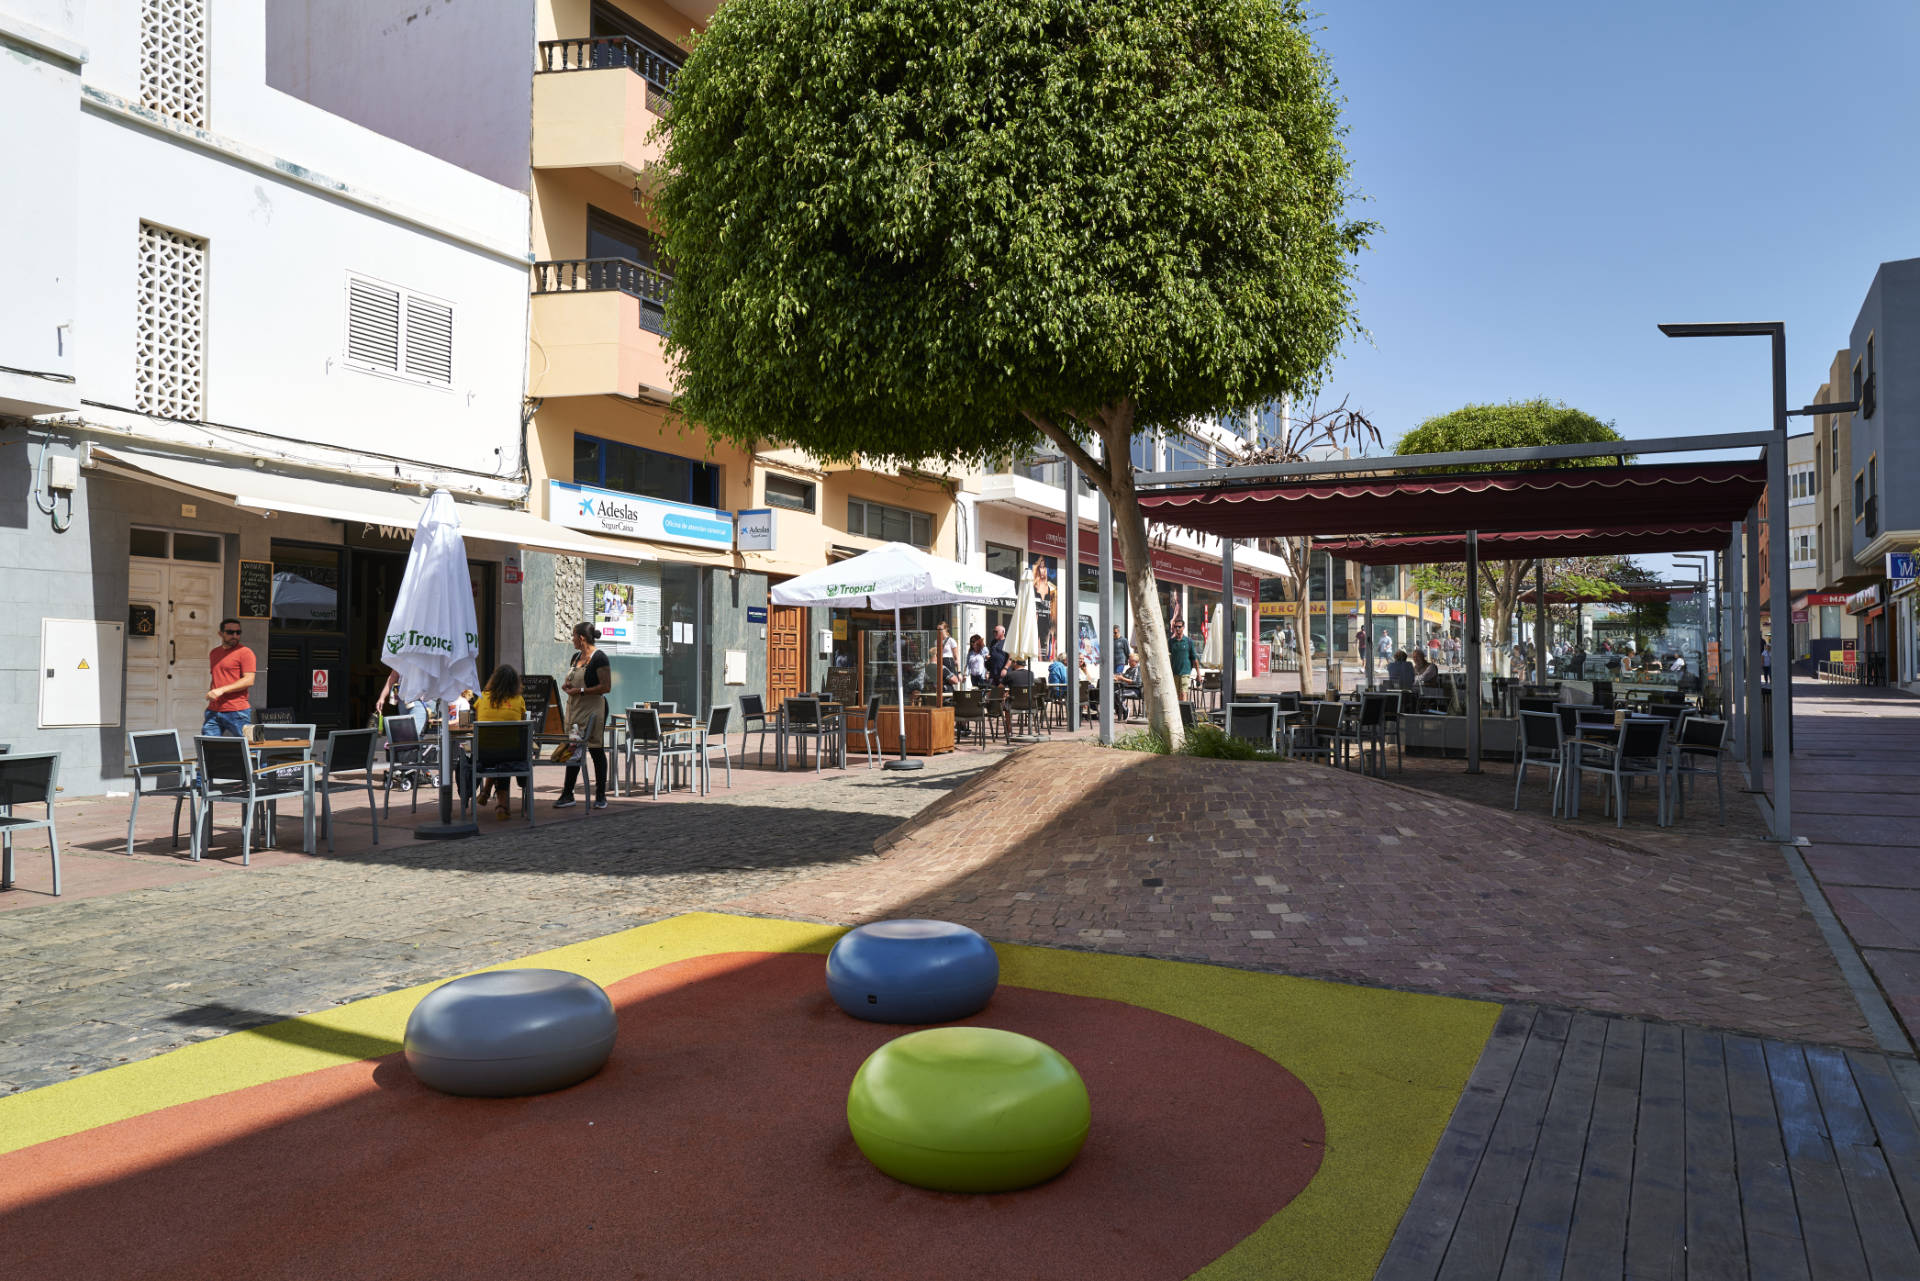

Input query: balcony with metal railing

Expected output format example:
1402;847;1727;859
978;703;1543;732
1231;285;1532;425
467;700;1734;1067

528;257;675;401
532;37;677;186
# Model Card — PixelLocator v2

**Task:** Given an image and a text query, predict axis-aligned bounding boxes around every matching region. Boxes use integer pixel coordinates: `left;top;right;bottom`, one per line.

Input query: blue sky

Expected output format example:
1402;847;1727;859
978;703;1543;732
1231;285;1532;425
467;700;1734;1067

1310;0;1920;452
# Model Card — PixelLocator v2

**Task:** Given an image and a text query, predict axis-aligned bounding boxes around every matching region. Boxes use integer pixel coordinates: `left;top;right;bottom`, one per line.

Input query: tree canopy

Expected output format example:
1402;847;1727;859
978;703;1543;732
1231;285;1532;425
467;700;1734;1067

656;0;1371;466
1394;399;1625;471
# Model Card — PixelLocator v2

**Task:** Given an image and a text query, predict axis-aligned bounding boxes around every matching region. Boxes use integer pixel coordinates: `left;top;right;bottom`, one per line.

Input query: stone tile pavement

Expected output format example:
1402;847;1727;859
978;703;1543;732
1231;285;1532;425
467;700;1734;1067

0;747;1003;1094
736;741;1872;1048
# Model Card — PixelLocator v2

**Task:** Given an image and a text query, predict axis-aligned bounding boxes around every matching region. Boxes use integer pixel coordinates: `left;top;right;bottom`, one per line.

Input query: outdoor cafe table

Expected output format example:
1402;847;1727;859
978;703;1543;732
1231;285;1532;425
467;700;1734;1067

777;700;849;770
154;737;318;854
1561;715;1670;824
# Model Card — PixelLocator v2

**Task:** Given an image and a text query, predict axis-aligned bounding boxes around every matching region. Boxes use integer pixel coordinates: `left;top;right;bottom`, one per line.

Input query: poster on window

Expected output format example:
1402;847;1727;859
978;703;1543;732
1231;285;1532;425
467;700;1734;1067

592;581;636;647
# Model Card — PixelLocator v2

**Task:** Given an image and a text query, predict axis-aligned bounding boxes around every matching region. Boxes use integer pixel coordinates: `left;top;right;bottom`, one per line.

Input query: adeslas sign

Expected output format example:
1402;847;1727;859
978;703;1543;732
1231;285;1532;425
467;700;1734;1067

549;481;735;550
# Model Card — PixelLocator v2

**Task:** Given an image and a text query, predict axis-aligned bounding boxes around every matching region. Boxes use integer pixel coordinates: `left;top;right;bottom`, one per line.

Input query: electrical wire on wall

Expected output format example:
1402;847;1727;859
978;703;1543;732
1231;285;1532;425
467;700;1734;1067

28;428;74;533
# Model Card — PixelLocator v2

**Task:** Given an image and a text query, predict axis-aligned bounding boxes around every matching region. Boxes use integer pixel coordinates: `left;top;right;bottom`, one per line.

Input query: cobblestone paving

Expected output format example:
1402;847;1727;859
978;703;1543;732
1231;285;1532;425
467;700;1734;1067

736;742;1872;1048
0;754;994;1095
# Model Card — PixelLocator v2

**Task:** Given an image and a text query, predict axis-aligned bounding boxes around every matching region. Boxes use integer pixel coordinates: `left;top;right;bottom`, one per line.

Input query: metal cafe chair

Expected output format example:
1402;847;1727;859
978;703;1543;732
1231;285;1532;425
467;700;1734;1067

696;705;733;793
193;735;314;864
1569;718;1671;828
1671;716;1732;824
381;714;438;814
737;694;774;766
0;752;62;896
1224;702;1281;754
126;729;198;857
315;728;383;852
470;720;537;824
1513;711;1566;816
951;689;993;750
782;696;831;773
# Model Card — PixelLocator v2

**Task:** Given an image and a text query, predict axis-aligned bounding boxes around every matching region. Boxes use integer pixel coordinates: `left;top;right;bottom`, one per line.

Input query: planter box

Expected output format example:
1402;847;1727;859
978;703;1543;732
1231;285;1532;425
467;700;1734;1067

1401;714;1518;760
850;706;955;756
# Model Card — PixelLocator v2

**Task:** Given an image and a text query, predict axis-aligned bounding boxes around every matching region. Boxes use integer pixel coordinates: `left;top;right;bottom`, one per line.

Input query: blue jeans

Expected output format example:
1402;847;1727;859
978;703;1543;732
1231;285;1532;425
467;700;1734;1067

203;708;251;737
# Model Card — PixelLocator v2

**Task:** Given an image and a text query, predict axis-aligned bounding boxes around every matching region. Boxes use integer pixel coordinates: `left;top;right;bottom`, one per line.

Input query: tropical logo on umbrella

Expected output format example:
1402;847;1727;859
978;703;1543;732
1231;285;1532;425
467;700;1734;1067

386;629;474;655
825;582;878;598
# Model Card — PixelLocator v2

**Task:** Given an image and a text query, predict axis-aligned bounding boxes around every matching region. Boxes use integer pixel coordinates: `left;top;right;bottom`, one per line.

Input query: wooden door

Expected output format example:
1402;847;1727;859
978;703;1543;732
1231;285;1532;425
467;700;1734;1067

768;604;804;709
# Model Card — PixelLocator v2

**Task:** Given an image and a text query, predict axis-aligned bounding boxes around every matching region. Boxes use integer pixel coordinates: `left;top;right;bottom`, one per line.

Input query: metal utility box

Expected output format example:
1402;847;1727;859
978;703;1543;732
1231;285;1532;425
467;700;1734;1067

40;619;125;728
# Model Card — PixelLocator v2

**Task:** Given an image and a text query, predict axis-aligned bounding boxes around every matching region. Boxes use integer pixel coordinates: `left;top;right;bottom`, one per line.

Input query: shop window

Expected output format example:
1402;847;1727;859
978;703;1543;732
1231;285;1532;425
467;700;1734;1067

763;473;816;513
270;543;342;631
575;434;719;509
848;498;931;549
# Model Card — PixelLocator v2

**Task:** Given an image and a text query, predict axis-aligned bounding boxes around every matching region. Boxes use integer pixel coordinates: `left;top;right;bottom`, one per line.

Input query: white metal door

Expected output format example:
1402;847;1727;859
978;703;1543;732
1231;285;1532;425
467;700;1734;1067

167;562;222;742
125;559;168;734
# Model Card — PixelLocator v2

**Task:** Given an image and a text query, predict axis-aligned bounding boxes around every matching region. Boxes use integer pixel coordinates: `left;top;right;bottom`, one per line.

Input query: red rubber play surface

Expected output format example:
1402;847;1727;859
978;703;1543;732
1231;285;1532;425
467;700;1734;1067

0;951;1325;1280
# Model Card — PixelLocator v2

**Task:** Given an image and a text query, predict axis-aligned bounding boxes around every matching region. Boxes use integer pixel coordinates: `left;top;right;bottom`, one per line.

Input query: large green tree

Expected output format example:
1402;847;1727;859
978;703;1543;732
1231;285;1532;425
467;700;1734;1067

1396;400;1628;669
656;0;1371;744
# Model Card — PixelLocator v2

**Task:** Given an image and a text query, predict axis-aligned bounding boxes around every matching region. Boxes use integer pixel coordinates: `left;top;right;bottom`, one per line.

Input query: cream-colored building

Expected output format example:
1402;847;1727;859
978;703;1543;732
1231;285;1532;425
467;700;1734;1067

269;0;1287;717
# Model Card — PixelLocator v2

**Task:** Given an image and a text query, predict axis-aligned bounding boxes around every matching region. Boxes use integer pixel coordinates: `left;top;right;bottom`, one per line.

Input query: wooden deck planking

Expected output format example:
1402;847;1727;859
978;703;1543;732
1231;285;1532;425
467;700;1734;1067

1806;1047;1920;1279
1434;1008;1572;1281
1626;1022;1688;1281
1722;1034;1811;1281
1498;1012;1609;1281
1763;1040;1871;1280
1373;1005;1537;1281
1680;1027;1747;1281
1562;1017;1645;1281
1380;1009;1920;1281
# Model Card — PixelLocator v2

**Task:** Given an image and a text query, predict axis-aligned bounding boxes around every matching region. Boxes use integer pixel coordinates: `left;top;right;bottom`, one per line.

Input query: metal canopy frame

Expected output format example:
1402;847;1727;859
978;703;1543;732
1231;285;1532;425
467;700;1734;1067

1127;423;1790;840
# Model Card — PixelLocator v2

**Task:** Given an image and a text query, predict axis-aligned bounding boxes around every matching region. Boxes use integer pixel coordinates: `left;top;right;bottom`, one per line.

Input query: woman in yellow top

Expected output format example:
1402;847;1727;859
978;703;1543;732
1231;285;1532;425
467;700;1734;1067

472;664;525;818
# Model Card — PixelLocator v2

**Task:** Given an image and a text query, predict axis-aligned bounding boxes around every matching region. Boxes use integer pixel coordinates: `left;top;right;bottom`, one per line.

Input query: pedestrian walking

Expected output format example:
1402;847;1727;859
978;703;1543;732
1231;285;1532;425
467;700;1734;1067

1167;617;1199;701
555;622;611;810
204;618;256;736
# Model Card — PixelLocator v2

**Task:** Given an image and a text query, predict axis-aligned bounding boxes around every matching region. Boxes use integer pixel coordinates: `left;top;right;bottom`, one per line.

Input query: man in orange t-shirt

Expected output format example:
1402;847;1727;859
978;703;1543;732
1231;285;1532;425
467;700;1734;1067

204;618;257;736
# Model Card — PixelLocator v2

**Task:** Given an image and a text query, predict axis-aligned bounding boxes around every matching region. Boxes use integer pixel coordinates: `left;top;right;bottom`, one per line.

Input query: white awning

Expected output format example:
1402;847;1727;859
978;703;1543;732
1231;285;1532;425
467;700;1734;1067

87;445;651;562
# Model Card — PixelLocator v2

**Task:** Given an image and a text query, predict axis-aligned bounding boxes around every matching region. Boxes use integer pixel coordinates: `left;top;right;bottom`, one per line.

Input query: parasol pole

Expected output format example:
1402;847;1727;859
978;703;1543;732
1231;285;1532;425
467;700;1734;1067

883;603;922;771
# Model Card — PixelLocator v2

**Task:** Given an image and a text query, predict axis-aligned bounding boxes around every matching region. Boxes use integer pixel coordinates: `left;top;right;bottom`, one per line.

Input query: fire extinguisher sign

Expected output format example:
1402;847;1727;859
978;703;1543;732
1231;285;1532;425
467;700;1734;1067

311;669;329;698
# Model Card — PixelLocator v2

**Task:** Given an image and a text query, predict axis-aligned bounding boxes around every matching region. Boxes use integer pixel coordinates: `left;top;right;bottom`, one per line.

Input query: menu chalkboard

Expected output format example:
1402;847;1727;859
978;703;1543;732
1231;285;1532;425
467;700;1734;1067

238;560;273;619
823;666;859;710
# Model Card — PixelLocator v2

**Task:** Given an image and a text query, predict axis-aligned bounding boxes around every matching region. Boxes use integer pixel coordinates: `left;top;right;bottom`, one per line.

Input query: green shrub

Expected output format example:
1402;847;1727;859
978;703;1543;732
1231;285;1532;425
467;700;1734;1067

1105;723;1281;763
1109;729;1171;755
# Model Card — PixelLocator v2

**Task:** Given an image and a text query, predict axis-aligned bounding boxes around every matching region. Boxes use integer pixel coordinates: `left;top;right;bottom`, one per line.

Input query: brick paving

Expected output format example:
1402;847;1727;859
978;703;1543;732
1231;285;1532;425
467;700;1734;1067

736;741;1872;1047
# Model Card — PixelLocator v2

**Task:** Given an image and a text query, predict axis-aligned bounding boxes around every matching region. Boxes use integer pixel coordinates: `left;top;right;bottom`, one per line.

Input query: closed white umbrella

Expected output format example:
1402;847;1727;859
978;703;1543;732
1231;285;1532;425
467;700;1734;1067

382;489;482;838
1008;574;1041;665
1202;602;1224;669
770;543;1017;771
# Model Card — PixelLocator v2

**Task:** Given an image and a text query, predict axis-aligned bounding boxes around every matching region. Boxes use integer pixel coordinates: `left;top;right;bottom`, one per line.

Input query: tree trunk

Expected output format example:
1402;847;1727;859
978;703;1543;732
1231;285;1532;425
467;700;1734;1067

1098;419;1185;747
1023;401;1185;747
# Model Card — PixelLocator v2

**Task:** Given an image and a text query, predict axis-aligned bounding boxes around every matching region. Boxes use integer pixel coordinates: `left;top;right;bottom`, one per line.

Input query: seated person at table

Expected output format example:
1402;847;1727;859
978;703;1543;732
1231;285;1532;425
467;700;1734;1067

1048;656;1071;686
472;664;526;818
1385;649;1416;691
1115;650;1141;720
1410;649;1441;688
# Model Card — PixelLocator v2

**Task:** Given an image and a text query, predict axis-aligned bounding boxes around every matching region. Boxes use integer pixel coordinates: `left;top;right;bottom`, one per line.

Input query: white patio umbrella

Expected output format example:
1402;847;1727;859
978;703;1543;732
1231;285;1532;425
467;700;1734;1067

770;543;1017;771
1202;602;1225;669
381;489;482;838
1007;573;1042;666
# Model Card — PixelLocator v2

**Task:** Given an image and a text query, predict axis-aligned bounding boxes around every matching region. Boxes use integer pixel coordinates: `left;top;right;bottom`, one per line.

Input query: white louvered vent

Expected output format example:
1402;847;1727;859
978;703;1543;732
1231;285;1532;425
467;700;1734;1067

135;221;207;420
345;275;454;387
404;295;454;385
346;278;401;372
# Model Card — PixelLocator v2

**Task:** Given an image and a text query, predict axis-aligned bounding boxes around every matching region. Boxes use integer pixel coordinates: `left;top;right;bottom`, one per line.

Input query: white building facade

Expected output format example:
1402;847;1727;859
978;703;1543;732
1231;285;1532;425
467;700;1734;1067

0;1;611;792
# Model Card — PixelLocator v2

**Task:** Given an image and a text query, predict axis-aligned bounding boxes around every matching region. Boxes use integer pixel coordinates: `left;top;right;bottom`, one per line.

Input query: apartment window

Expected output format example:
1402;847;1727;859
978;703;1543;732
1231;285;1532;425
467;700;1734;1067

135;222;207;420
763;473;815;513
848;498;932;548
1854;471;1866;521
1789;468;1817;502
344;275;454;386
1167;435;1213;472
1792;531;1817;566
590;0;684;90
1129;432;1160;472
1853;359;1864;405
575;434;719;508
140;0;208;128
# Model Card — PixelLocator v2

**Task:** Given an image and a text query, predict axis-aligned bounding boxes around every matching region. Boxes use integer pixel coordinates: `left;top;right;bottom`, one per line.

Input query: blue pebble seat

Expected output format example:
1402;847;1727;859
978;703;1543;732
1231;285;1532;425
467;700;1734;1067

404;969;616;1097
826;919;999;1023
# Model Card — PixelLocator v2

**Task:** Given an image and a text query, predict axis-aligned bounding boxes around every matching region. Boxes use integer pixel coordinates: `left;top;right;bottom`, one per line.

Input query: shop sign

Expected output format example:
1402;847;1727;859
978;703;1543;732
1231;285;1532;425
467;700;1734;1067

1025;518;1258;596
1791;609;1809;623
747;606;767;624
549;481;734;550
1801;592;1850;606
1847;584;1883;615
1886;553;1915;591
736;508;777;552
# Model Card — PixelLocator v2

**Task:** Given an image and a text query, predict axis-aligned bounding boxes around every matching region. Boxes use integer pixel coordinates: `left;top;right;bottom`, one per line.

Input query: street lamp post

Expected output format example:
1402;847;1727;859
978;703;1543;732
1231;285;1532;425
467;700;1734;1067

1657;322;1793;842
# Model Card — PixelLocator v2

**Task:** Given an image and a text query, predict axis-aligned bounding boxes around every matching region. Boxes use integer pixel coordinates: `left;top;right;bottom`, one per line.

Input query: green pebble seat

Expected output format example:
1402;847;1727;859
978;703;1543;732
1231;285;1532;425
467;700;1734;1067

847;1027;1090;1193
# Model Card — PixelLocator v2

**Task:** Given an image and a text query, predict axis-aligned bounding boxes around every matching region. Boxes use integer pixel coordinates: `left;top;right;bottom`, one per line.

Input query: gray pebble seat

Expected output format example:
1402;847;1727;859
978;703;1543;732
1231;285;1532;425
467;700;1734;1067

404;969;617;1097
